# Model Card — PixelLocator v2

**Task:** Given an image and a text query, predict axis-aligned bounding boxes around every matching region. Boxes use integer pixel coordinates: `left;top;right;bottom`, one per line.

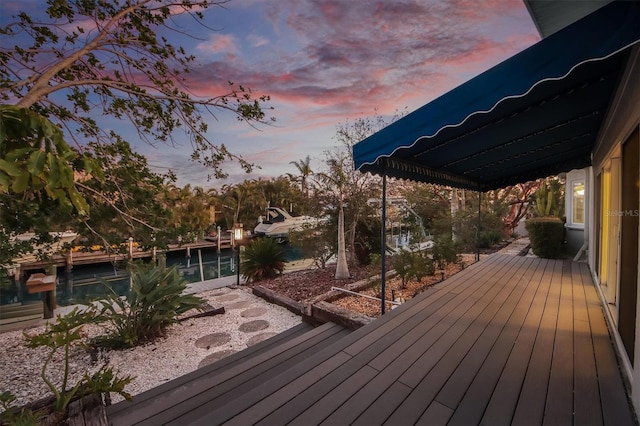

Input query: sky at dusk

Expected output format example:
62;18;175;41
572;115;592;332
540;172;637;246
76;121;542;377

1;0;541;189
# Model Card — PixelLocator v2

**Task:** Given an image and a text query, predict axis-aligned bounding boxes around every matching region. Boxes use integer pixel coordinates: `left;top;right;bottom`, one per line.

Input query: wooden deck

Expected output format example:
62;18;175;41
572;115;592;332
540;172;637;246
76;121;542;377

107;254;636;425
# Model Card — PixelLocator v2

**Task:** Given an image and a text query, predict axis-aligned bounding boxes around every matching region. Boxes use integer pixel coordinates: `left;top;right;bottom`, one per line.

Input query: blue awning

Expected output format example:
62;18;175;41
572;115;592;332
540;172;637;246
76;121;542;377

353;0;640;191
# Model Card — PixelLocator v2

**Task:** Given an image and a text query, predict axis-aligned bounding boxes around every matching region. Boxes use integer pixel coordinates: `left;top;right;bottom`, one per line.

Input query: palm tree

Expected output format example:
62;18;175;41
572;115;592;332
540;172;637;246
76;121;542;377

289;155;313;198
318;154;350;279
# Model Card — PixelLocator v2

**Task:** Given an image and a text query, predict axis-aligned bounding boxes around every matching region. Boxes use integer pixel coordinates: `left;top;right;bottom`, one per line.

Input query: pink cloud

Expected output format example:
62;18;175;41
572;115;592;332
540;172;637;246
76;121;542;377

197;34;238;55
247;33;269;47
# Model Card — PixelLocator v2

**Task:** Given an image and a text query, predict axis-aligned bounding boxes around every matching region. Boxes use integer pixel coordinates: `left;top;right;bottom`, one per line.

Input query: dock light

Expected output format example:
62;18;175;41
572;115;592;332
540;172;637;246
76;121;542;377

128;236;134;260
234;224;244;285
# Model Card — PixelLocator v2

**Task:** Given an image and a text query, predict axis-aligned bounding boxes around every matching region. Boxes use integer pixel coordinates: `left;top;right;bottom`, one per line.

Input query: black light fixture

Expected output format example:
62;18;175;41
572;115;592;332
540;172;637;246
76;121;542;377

234;223;244;285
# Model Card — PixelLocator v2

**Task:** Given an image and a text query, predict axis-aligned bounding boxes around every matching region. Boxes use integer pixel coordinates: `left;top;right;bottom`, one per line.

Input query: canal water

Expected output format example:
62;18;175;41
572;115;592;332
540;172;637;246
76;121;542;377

3;245;303;307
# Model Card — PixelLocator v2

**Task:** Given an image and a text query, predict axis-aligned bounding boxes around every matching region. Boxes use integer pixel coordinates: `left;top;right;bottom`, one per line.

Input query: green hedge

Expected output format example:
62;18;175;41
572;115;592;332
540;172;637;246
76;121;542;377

525;217;564;258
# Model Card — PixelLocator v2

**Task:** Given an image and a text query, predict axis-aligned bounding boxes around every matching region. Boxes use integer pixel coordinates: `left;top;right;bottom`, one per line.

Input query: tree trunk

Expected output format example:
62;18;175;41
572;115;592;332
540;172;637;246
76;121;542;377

347;210;358;265
451;189;459;243
335;201;350;279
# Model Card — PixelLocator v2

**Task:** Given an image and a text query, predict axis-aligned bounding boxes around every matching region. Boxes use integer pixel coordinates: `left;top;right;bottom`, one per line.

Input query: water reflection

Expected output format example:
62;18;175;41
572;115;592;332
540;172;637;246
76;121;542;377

4;245;303;308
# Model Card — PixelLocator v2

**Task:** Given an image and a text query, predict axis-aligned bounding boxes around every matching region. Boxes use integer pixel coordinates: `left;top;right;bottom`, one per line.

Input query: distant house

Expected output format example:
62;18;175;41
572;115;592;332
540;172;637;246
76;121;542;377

354;0;640;415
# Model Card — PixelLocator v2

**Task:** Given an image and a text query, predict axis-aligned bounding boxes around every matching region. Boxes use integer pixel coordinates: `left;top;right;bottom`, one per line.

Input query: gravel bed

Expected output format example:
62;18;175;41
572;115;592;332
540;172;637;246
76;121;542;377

0;286;302;409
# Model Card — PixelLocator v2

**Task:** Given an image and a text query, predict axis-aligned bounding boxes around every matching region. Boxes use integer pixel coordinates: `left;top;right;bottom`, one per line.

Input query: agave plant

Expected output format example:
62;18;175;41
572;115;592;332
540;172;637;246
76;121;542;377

92;263;204;349
241;237;286;283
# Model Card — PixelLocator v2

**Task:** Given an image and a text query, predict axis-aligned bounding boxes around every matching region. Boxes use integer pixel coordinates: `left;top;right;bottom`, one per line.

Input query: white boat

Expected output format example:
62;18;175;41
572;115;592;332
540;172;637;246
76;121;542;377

253;207;320;242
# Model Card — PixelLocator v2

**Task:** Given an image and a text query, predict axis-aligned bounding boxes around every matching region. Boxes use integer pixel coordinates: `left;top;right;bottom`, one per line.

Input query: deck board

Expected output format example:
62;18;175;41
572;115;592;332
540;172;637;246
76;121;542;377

480;258;551;426
581;263;635;426
572;262;603;426
106;254;636;426
341;381;412;426
109;322;349;425
448;257;547;426
435;257;537;412
255;254;522;426
511;259;563;426
106;322;314;417
333;255;528;420
544;261;575;425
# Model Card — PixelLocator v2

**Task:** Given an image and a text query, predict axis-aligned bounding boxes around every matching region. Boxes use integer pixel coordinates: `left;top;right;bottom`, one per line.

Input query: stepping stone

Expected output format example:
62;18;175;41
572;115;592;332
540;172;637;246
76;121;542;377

198;349;236;368
226;300;252;310
215;294;239;302
239;320;270;333
241;307;267;318
195;332;231;348
247;332;278;347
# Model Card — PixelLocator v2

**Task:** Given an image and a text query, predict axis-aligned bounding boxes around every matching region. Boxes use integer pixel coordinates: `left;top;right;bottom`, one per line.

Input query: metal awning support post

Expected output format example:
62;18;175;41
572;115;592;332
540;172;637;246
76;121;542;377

476;191;482;262
381;164;387;315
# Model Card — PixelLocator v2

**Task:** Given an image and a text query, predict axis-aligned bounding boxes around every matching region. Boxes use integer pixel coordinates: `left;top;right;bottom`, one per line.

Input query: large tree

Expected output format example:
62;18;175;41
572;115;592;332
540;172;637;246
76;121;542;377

0;0;271;280
318;113;400;277
288;156;313;198
0;0;271;178
318;151;351;279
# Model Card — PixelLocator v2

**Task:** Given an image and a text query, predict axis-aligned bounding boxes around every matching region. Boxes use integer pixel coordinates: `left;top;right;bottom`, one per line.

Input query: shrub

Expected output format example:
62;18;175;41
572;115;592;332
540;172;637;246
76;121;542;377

241;237;286;283
432;235;460;269
391;249;434;288
0;391;42;424
525;217;564;258
412;253;435;283
478;229;502;248
21;308;133;418
391;249;414;289
354;217;382;266
92;263;204;349
288;223;334;269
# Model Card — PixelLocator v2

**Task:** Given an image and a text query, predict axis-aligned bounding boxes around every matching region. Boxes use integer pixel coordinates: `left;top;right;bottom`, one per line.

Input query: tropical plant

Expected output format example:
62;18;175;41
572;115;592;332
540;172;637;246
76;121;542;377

162;183;215;240
527;177;565;258
318;112;403;275
317;152;351;279
0;107;101;281
0;391;42;425
288;155;314;198
0;106;97;216
22;308;133;417
533;179;564;218
241;238;286;283
92;263;204;349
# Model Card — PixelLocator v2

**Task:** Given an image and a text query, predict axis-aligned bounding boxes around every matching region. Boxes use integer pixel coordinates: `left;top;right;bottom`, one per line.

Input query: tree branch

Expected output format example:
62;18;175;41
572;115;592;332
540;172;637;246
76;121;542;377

75;182;160;232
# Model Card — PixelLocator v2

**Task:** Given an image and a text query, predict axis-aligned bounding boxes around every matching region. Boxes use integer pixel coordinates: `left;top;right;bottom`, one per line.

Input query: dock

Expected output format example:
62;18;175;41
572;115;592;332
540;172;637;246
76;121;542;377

16;238;234;272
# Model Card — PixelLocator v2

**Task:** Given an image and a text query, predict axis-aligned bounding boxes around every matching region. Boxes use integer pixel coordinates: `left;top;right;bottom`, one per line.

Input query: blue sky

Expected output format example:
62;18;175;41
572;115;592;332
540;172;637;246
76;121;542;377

1;0;540;189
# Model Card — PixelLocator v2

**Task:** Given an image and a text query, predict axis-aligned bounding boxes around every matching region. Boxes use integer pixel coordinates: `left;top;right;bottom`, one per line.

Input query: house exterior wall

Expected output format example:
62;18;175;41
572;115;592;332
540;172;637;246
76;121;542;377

589;45;640;414
565;168;588;258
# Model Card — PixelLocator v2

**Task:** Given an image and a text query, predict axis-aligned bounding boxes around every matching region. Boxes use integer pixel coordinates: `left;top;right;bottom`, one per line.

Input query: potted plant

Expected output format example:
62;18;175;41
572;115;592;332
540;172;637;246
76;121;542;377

525;180;565;258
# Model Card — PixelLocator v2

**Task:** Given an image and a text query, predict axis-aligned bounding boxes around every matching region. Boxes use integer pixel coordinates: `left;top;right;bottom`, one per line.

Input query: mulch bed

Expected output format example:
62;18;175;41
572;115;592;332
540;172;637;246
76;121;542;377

249;254;480;319
332;254;477;318
247;262;380;302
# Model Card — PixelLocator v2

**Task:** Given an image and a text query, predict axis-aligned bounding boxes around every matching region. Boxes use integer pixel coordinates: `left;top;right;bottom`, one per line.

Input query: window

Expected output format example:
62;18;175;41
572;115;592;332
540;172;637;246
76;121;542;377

572;181;585;225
